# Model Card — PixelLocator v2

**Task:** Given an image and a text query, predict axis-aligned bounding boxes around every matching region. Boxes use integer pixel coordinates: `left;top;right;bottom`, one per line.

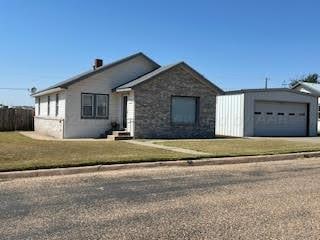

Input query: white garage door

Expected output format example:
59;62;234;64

254;101;307;136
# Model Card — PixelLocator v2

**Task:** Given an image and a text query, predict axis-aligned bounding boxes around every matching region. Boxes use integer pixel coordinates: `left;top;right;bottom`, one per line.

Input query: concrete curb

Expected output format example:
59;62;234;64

1;151;320;179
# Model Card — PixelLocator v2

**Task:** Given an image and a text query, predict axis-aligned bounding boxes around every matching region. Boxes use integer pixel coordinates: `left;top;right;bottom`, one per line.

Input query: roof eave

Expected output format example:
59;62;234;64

224;88;318;97
31;87;65;97
34;52;160;95
114;88;132;93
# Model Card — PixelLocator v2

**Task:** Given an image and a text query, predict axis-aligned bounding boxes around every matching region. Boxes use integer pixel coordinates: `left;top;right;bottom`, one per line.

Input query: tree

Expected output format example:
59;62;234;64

289;73;319;87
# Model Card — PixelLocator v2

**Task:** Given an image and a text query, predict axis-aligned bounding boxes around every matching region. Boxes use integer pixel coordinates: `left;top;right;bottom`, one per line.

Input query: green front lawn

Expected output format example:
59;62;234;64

0;132;193;172
1;132;320;172
156;139;320;157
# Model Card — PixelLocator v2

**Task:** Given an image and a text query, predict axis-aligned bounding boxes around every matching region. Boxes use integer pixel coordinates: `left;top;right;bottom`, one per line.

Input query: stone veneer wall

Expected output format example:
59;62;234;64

34;117;64;139
133;65;217;138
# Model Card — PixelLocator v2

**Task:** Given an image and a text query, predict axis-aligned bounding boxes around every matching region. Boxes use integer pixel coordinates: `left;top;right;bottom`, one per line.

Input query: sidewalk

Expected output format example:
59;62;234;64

126;140;211;156
19;131;112;141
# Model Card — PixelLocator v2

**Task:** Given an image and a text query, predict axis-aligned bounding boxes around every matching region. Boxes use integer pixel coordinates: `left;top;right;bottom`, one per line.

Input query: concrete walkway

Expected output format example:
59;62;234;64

126;140;211;156
19;131;112;141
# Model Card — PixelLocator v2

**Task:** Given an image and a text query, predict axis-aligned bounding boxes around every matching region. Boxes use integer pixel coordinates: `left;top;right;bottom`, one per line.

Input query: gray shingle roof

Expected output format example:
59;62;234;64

115;63;179;90
115;62;224;94
32;52;160;96
225;88;316;97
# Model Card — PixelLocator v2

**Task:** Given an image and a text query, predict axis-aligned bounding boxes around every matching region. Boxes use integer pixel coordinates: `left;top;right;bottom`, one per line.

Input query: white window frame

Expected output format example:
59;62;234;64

81;93;94;118
47;96;50;116
81;93;109;119
55;94;59;117
95;94;109;118
37;97;41;116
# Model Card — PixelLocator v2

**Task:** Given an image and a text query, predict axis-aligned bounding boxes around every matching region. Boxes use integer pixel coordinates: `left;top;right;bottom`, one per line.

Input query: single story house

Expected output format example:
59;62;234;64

31;52;223;139
215;88;318;137
291;81;320;131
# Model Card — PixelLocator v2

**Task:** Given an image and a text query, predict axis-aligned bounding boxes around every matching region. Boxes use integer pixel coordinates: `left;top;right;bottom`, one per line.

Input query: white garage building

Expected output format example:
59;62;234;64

215;88;318;137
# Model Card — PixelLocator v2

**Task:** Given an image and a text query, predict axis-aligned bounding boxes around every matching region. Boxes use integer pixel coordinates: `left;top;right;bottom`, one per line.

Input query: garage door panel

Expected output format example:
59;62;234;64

254;101;307;136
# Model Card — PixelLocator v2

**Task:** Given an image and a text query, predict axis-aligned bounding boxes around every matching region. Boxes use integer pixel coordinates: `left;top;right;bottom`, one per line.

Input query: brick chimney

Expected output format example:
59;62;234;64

93;59;103;70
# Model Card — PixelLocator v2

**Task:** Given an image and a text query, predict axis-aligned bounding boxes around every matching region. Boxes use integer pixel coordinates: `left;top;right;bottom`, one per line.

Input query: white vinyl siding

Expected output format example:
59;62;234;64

34;91;66;138
64;55;157;138
171;96;198;124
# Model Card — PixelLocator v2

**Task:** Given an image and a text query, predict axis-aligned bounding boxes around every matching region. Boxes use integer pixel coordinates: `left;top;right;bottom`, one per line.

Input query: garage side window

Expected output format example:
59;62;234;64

318;106;320;119
171;96;199;124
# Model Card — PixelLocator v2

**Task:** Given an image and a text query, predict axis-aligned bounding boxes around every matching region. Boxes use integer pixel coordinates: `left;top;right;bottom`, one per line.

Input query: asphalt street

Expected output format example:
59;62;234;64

1;158;320;240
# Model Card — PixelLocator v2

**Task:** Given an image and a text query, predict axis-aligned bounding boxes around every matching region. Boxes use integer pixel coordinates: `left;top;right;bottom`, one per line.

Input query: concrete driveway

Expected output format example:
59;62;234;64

250;136;320;143
1;158;320;239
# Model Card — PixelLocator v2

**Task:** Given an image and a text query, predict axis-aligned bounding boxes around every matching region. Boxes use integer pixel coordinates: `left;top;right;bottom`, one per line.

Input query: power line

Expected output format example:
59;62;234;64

0;88;30;91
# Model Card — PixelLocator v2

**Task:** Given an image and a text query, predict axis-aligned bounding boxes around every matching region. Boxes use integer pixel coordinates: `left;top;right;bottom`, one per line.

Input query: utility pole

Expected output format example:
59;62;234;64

265;78;269;89
281;80;287;88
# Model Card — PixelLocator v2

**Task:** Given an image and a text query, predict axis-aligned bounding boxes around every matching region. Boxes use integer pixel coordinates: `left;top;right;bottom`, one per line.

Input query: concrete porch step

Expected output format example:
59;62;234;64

112;131;131;137
107;135;133;141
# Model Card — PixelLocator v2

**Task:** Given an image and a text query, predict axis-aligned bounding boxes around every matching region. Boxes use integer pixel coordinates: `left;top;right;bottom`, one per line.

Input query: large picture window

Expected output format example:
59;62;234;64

81;93;108;119
171;96;199;124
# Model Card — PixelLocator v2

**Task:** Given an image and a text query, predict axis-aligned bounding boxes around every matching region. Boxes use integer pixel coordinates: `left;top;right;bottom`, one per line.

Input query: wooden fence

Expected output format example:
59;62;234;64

0;108;34;131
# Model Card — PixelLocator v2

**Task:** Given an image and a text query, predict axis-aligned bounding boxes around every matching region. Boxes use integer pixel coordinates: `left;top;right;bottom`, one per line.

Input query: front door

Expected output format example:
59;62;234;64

122;96;128;129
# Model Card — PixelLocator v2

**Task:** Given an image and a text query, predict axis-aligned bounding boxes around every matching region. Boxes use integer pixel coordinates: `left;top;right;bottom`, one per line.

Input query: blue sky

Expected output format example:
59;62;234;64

0;0;319;106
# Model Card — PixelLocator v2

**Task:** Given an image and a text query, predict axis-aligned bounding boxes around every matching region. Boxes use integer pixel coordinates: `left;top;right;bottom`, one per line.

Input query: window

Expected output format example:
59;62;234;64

96;94;108;117
299;113;305;116
47;96;50;116
81;94;94;118
55;94;59;116
81;93;109;119
254;112;261;115
266;112;273;115
289;113;295;116
171;96;198;124
318;105;320;119
37;97;40;116
277;113;284;115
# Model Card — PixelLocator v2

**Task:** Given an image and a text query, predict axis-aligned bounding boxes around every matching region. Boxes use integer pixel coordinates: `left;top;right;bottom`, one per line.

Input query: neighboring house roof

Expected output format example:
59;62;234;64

224;88;317;97
115;62;224;94
31;52;160;96
291;81;320;96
